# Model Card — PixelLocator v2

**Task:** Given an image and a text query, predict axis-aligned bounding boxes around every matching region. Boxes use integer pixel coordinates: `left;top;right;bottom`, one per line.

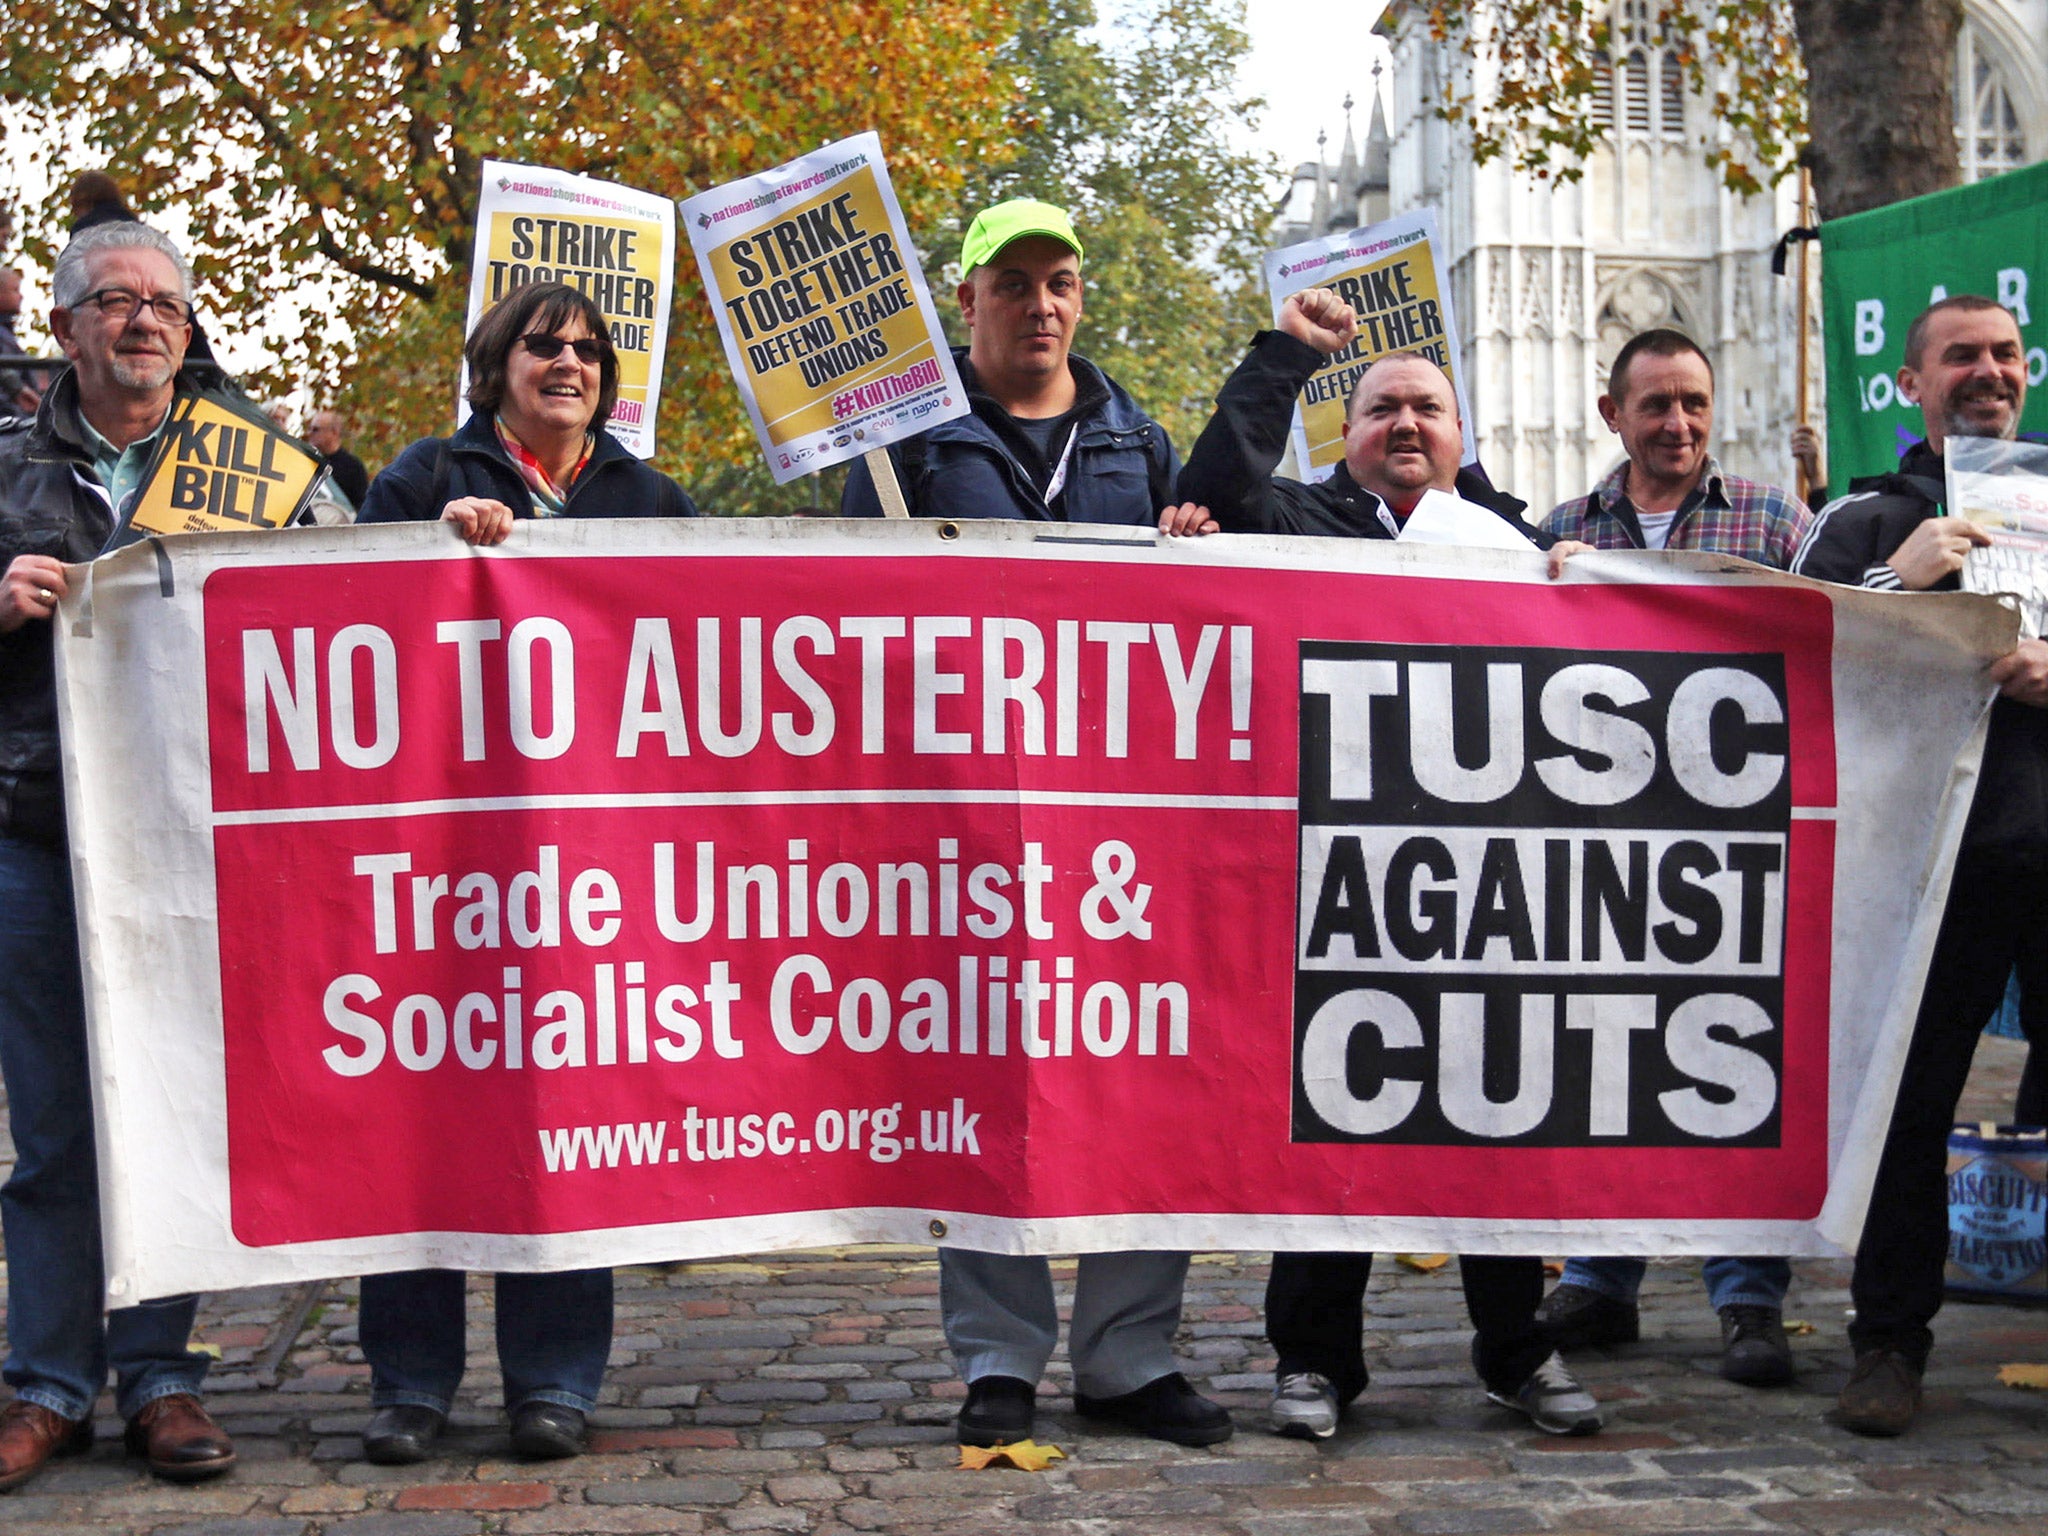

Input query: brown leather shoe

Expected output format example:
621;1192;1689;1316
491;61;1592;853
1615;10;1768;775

1836;1347;1922;1437
0;1399;93;1493
122;1394;236;1482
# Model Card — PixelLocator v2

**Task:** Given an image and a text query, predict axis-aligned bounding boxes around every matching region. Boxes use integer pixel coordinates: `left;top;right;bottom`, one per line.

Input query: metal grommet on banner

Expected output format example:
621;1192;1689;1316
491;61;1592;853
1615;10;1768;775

937;522;961;541
928;1218;948;1239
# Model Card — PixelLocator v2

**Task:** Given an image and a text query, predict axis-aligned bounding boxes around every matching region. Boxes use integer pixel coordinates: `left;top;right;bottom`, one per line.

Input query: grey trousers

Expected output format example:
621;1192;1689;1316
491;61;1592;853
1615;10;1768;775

939;1249;1189;1397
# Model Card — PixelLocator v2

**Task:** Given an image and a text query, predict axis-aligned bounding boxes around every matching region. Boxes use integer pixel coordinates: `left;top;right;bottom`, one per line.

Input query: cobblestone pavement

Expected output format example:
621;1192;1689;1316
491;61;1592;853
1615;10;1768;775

1;1041;2042;1535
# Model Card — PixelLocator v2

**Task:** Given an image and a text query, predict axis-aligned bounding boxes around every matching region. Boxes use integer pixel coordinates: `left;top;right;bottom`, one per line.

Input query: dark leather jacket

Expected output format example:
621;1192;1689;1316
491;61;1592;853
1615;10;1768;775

0;361;231;785
1793;436;2048;852
1176;330;1546;545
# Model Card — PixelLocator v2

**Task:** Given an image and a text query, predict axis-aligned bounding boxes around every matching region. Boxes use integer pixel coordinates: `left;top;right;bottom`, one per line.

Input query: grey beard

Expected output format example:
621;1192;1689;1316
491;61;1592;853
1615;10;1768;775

1943;400;2021;442
108;353;176;391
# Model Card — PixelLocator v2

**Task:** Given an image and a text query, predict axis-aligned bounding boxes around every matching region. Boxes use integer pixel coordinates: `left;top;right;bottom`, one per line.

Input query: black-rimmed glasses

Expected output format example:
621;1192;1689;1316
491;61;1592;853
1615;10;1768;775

74;288;195;325
519;333;607;364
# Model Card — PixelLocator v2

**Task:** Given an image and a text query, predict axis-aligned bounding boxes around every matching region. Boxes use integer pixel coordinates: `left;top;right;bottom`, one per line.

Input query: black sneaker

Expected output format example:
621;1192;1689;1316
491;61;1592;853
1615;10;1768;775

1486;1351;1603;1435
1074;1371;1233;1447
956;1375;1035;1446
1718;1304;1794;1386
1536;1283;1639;1349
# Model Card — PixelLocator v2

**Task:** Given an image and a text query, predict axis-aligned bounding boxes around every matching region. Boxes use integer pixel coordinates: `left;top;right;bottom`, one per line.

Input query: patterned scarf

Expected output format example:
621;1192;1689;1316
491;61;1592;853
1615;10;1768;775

495;416;594;516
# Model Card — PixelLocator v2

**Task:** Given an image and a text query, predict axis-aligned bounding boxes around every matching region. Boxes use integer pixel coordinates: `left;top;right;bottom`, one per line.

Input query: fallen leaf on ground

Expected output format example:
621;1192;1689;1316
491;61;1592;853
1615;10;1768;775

188;1340;223;1358
1396;1253;1451;1272
1784;1319;1816;1336
1997;1363;2048;1390
959;1439;1067;1471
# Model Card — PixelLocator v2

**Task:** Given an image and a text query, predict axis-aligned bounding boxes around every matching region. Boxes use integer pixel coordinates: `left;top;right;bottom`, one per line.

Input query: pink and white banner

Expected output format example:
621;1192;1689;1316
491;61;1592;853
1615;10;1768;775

55;521;2010;1302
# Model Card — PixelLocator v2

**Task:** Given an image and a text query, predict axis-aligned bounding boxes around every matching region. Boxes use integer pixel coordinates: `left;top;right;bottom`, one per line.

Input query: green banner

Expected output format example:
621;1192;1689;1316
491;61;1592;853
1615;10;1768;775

1821;160;2048;489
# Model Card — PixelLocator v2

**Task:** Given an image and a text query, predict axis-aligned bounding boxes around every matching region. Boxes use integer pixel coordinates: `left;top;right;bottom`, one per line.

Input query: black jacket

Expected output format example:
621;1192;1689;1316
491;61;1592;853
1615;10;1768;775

360;411;698;524
0;360;233;784
1176;330;1549;546
322;447;370;509
840;348;1175;525
1793;436;2048;852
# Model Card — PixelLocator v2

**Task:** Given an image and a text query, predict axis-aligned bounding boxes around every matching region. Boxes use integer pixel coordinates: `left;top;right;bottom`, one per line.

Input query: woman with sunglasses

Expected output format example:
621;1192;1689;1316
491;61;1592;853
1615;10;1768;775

353;283;694;1467
361;280;696;538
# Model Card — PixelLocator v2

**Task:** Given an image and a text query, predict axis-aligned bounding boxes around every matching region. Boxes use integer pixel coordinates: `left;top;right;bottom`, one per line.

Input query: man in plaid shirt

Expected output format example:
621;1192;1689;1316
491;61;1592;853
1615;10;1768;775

1541;329;1810;566
1535;326;1812;1389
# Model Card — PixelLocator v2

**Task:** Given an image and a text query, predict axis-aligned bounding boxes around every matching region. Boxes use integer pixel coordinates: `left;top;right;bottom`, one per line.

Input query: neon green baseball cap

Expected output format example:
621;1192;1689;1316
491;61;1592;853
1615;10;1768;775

959;198;1084;273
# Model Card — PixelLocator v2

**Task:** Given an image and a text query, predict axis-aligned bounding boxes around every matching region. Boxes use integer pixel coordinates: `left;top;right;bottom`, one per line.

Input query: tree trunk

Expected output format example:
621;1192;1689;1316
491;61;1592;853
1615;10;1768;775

1789;0;1963;220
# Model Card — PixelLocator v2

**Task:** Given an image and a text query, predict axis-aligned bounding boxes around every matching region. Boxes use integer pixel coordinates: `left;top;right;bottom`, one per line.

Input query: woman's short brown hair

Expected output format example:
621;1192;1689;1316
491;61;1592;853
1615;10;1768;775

464;281;620;427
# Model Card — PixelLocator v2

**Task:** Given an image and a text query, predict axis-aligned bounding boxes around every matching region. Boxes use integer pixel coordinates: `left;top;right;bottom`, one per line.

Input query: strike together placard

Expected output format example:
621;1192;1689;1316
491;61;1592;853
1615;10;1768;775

56;523;2006;1302
1266;211;1475;479
682;133;966;482
465;161;677;458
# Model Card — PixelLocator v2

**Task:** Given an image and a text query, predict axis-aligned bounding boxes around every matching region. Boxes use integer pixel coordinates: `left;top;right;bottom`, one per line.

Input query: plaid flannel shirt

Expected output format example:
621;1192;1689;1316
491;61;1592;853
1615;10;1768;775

1541;456;1811;570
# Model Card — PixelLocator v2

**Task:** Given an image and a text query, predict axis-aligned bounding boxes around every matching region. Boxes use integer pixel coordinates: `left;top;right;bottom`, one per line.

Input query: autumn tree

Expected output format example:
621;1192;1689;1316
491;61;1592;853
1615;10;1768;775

938;0;1278;448
0;2;1017;500
1396;0;1964;219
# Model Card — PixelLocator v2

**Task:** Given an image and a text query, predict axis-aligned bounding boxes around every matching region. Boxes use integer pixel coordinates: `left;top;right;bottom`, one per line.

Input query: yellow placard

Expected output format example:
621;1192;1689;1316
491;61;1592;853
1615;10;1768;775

126;394;322;538
702;165;942;448
476;209;668;434
1296;251;1456;472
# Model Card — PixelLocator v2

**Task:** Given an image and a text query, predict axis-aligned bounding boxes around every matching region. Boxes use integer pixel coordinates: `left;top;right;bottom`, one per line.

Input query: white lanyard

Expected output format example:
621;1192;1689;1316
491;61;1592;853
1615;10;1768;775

1043;424;1079;508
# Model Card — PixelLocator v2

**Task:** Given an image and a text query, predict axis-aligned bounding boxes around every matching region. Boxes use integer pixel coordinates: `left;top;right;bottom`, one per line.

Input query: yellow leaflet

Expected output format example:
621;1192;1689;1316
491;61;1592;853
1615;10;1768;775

1396;1253;1451;1272
958;1439;1067;1471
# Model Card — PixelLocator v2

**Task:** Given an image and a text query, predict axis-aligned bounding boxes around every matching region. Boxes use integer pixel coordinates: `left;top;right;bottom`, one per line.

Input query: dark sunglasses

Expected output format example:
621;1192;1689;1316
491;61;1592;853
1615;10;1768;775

518;332;607;364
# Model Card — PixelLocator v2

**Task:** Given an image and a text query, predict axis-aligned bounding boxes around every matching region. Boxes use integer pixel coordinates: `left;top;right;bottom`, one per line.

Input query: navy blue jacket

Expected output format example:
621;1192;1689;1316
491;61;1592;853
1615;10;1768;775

361;411;698;524
840;348;1174;525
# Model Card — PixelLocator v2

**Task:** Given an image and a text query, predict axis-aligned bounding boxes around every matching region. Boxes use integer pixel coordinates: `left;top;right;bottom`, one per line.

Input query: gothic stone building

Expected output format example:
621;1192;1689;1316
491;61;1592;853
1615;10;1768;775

1286;2;2047;511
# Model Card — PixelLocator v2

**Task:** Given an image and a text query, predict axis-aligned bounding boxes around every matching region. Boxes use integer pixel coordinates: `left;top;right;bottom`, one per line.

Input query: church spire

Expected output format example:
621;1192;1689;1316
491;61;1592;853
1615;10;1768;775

1364;59;1391;184
1338;92;1359;187
1309;127;1333;232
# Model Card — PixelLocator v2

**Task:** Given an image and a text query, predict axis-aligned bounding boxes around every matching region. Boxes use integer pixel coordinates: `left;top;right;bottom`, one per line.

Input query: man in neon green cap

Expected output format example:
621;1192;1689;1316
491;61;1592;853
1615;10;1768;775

840;197;1178;526
844;199;1219;1449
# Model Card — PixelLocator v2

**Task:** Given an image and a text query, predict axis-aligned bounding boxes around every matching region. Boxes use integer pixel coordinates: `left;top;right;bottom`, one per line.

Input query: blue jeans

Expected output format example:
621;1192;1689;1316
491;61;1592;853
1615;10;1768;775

0;832;207;1420
1559;1254;1790;1310
359;1268;613;1413
939;1249;1188;1398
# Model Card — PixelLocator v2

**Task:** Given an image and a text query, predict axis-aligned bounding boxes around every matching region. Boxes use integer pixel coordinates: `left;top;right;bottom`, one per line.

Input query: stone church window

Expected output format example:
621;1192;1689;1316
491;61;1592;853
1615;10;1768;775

1954;23;2030;181
1658;52;1685;136
1623;50;1651;133
1589;50;1614;130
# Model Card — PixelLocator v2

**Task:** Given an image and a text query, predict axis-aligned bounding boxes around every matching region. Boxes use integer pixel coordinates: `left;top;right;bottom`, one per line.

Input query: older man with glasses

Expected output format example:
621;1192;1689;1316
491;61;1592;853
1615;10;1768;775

0;220;238;1491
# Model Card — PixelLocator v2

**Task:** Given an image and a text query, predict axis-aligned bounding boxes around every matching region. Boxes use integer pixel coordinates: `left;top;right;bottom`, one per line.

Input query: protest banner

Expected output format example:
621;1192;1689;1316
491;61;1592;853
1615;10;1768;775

1820;160;2048;488
464;160;677;459
1949;436;2048;637
55;522;2008;1302
680;133;965;485
1265;210;1474;480
120;391;324;544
